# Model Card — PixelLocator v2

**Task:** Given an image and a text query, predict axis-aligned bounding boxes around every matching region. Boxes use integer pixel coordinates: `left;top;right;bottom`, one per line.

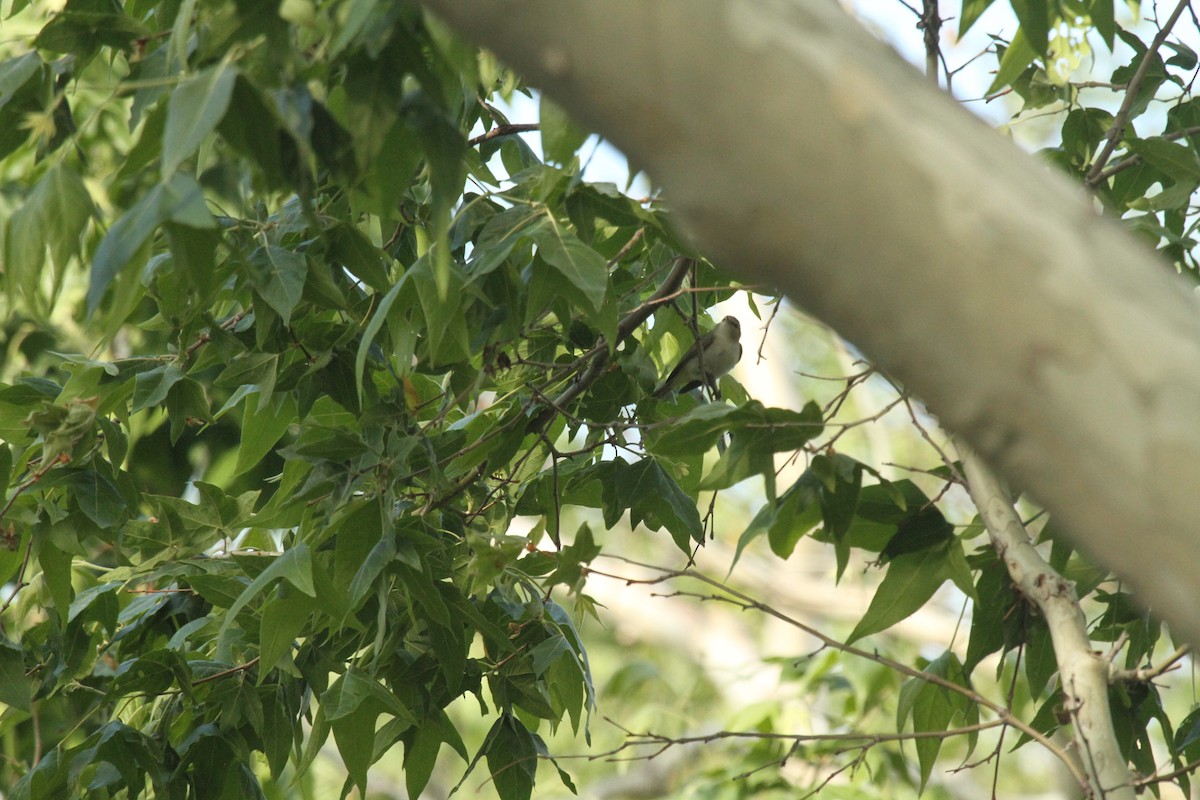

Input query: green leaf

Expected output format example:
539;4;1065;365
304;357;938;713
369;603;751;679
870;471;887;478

1089;0;1116;49
110;649;191;698
545;522;601;589
410;254;470;365
1174;707;1200;760
165;378;211;443
364;118;423;218
404;713;459;799
38;540;73;620
1010;0;1050;57
355;276;407;404
132;362;185;413
1108;681;1162;777
601;458;703;551
217;75;289;190
88;173;213;314
540;95;587;166
260;686;295;779
215;352;278;407
0;526;30;588
215;543;315;661
247;245;308;326
531;216;609;313
326;223;391;291
39;165;94;274
989;27;1039;95
1024;617;1057;696
188;574;251;609
898;652;978;791
67;582;119;636
963;555;1019;675
33;3;148;57
407;92;467;216
0;52;41;110
88;185;164;314
467;205;542;279
847;544;956;644
5;163;93;310
258;587;315;674
0;637;31;711
333;500;387;602
160;171;216;229
332;702;378;798
486;715;538;800
325;668;415;723
736;471;823;563
881;504;954;559
234;393;296;477
163;60;238;174
1164;39;1198;71
645;401;741;456
1061;107;1114;163
399;562;451;627
546;600;597;739
1112;32;1167;121
565;184;643;244
65;469;125;528
701;401;824;496
958;0;998;36
1128;137;1200;182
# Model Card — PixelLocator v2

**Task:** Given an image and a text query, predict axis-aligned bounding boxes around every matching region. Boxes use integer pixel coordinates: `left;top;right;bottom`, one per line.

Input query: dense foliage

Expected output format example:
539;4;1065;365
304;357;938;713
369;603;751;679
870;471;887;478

2;0;1200;798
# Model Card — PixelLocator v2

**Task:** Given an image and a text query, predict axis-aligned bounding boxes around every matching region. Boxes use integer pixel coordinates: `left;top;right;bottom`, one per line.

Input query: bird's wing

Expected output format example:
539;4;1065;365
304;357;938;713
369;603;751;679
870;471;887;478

654;334;709;396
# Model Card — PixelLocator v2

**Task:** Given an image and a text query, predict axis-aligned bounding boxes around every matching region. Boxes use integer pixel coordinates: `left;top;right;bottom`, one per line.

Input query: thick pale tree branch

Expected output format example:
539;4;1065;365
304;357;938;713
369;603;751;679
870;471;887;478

418;0;1200;646
958;440;1132;800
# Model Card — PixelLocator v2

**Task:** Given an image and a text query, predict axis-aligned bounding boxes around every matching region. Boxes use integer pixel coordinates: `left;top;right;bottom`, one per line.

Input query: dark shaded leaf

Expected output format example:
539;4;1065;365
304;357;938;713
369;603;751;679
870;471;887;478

597;458;702;551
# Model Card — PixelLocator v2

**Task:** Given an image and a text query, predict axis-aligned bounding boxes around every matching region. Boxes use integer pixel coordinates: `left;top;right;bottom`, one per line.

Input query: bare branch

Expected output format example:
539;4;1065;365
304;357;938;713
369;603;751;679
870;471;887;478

586;556;1092;794
957;440;1134;799
1110;645;1191;683
467;122;540;147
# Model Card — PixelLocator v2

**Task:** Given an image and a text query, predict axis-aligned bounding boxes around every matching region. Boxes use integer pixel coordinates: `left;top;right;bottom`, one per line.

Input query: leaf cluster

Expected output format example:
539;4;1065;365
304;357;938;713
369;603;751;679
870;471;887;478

1;1;1199;798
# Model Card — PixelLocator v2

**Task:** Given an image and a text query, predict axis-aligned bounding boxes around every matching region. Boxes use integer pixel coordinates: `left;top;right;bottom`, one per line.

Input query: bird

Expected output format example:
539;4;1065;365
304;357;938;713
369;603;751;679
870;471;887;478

652;316;742;398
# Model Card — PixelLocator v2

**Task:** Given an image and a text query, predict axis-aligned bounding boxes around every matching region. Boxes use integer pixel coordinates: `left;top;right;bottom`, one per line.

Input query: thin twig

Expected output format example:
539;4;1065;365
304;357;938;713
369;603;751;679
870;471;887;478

468;123;539;147
1135;756;1200;787
526;256;694;432
920;0;942;86
1085;0;1191;187
585;556;1093;794
1093;125;1200;182
1110;645;1191;683
557;718;1008;762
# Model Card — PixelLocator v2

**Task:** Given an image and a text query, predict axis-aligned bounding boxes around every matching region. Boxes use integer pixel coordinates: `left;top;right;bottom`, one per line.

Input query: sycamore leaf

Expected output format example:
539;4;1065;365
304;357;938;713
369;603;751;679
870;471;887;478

531;216;609;313
897;651;978;791
163;60;237;174
246;245;307;325
600;458;703;552
848;543;958;644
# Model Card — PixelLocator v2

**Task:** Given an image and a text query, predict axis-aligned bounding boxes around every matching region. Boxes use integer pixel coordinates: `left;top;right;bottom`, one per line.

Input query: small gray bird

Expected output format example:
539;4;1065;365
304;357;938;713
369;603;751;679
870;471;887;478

653;316;743;398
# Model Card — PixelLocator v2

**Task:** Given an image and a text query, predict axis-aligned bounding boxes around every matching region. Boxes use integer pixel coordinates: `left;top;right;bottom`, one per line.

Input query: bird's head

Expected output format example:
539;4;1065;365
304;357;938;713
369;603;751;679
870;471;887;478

719;316;741;339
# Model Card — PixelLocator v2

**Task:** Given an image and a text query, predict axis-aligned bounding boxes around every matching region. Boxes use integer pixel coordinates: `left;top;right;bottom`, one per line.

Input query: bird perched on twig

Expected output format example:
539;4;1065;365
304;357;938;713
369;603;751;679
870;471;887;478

652;316;742;398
